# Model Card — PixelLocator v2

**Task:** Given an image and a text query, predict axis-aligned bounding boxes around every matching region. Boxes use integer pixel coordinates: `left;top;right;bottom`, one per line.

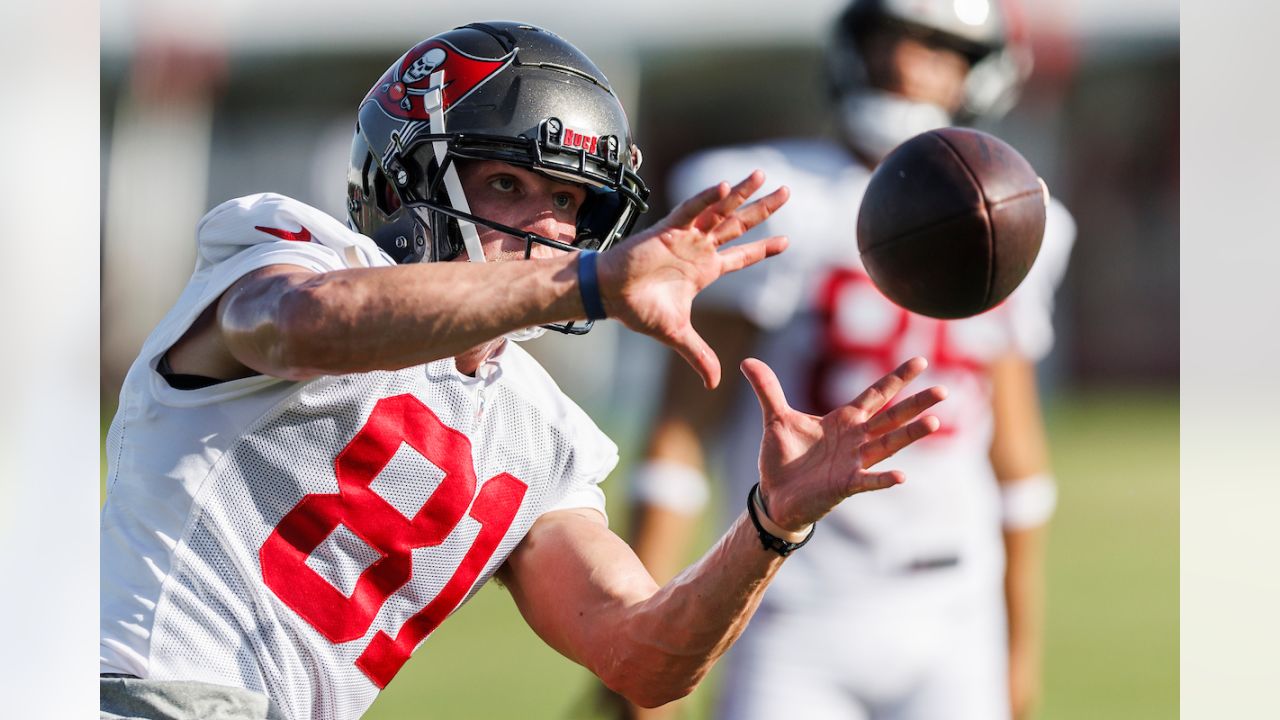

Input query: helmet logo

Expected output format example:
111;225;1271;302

365;39;515;120
403;48;447;84
562;126;599;155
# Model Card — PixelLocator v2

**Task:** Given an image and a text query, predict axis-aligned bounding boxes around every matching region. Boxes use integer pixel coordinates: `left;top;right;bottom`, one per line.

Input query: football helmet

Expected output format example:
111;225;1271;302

347;21;649;334
826;0;1032;161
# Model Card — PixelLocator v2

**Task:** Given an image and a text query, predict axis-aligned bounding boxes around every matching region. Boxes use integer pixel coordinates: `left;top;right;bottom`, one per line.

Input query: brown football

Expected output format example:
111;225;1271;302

856;127;1047;319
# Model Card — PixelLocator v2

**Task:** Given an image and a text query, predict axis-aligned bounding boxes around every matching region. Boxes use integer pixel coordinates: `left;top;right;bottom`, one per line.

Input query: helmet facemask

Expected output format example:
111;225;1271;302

394;120;647;261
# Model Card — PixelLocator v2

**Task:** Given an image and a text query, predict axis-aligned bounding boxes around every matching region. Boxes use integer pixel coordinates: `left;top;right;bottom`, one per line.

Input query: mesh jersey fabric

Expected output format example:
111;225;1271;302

100;194;617;720
666;138;1075;607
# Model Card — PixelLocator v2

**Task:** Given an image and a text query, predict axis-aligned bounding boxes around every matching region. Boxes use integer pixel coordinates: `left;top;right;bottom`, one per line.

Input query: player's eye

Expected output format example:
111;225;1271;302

490;176;517;193
552;192;577;212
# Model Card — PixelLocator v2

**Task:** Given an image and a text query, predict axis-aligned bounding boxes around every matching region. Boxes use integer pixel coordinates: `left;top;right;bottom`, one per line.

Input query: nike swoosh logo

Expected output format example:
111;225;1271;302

255;224;313;242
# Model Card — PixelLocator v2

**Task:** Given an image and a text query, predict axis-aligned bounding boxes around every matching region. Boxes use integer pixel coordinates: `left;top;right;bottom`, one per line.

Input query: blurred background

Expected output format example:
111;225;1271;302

99;1;1178;718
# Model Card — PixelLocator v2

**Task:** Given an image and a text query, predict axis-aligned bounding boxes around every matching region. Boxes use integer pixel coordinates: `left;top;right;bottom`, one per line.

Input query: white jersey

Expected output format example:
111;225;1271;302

100;194;617;720
670;138;1074;608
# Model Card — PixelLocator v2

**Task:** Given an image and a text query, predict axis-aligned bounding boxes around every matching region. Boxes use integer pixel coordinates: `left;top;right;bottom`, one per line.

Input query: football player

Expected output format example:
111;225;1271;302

99;21;946;720
620;2;1075;719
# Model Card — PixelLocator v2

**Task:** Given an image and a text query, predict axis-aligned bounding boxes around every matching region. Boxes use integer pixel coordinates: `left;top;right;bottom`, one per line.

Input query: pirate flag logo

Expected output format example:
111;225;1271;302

364;38;515;121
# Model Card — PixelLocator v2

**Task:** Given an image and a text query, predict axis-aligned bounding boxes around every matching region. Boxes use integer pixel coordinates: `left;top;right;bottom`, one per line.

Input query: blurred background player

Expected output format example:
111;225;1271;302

619;1;1075;719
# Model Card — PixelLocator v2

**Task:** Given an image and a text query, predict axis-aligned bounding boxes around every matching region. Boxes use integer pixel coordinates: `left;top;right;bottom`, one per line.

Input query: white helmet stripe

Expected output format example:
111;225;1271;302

426;70;486;263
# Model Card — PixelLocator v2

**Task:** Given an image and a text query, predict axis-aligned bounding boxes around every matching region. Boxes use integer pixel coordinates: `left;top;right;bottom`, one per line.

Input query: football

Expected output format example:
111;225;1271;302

856;127;1048;319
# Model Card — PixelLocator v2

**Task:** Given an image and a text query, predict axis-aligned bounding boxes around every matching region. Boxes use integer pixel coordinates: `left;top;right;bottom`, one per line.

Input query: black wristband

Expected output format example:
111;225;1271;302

577;250;607;321
746;483;815;557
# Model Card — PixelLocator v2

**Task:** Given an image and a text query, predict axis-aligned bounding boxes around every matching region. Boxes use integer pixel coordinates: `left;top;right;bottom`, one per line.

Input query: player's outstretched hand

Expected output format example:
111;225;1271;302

596;170;789;389
742;356;947;532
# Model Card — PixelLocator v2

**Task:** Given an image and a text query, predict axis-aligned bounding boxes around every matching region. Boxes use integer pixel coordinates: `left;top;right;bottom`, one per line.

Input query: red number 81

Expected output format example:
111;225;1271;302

259;394;527;687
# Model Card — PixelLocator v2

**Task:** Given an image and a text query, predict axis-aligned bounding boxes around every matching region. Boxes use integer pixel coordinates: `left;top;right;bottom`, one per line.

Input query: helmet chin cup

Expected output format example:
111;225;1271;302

838;91;951;162
505;326;548;343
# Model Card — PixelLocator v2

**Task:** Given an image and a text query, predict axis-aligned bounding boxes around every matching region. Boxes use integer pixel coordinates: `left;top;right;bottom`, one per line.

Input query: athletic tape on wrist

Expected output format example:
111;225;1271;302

629;460;711;515
577;250;607;321
1000;473;1058;530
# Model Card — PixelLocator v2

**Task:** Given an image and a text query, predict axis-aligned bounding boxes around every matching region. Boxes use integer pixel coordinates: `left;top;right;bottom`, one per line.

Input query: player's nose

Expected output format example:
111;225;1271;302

524;214;576;257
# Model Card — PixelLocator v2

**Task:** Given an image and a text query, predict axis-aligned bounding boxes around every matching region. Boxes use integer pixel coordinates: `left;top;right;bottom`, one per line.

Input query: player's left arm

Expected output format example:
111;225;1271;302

500;358;944;709
496;506;779;709
988;352;1055;720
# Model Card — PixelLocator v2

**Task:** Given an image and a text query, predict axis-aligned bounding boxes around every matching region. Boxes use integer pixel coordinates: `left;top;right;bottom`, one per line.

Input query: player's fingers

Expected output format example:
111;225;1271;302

741;357;791;422
665;182;731;229
846;357;929;417
709;185;790;246
670;325;721;390
863;385;948;437
860;416;941;468
716;235;789;274
692;170;767;233
847;469;906;496
715;171;768;215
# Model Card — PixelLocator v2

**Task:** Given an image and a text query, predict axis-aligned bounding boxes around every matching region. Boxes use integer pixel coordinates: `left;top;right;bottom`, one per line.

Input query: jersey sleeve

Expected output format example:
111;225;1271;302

540;397;617;520
1004;198;1077;361
138;194;389;369
196;193;389;272
500;346;619;522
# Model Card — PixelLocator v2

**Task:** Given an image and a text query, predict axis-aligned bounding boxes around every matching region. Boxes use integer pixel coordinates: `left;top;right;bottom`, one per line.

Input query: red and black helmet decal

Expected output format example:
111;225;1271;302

364;38;515;120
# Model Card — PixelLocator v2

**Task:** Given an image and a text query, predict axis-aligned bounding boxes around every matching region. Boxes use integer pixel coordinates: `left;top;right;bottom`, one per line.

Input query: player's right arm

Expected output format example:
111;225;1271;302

166;173;789;386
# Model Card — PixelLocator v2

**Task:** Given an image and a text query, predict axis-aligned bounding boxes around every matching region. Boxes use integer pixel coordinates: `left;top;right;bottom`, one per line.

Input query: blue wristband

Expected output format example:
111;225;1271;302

577;250;607;321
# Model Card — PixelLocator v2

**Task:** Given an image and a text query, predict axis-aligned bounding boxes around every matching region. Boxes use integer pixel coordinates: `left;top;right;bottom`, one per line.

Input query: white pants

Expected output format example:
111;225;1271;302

716;573;1008;720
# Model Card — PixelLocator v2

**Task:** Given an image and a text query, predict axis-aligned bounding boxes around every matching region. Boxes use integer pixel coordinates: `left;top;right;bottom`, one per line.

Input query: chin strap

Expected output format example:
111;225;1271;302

426;69;486;263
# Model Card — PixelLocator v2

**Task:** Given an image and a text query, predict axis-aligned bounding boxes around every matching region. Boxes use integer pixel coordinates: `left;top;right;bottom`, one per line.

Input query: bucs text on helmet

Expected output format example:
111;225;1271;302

826;0;1032;161
346;22;649;333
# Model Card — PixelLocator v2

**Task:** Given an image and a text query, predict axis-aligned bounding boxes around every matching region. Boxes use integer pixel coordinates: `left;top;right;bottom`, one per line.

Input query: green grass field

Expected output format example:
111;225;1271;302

1038;390;1178;720
101;389;1178;719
